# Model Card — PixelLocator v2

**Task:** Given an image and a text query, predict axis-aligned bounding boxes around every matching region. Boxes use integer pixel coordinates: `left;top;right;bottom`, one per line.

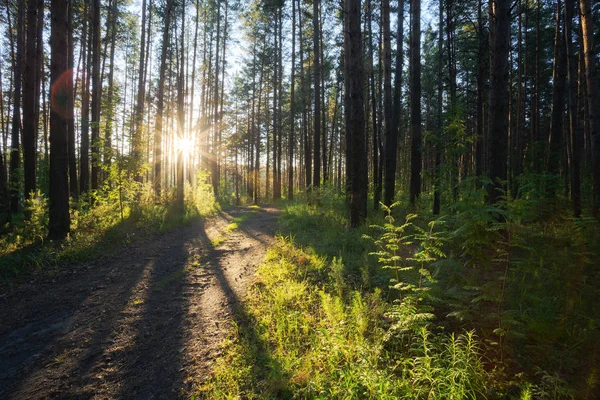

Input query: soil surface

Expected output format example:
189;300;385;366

0;206;279;399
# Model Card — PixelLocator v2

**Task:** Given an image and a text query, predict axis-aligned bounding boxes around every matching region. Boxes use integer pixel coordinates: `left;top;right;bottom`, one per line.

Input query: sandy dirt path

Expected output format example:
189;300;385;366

0;206;279;399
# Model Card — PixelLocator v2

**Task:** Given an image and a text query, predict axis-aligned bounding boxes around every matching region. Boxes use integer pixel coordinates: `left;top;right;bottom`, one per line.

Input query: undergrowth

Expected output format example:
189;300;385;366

201;184;600;399
0;173;218;285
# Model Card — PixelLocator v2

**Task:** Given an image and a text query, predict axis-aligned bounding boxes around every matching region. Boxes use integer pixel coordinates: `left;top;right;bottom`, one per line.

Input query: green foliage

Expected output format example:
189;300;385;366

0;171;218;286
202;204;490;399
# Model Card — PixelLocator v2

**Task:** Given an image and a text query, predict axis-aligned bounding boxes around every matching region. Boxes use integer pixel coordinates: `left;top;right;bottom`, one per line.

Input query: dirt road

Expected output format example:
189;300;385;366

0;206;279;399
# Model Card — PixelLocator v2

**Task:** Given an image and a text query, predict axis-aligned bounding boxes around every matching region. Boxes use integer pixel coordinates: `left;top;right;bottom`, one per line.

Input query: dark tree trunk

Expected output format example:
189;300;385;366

67;0;77;198
579;0;600;219
475;0;485;177
345;0;366;226
49;0;71;240
133;0;148;181
154;0;174;198
10;0;24;213
409;0;422;205
289;0;296;200
313;0;321;189
90;0;101;191
23;0;40;202
381;0;393;208
487;0;510;206
80;2;90;194
548;0;567;186
565;0;581;216
434;0;443;215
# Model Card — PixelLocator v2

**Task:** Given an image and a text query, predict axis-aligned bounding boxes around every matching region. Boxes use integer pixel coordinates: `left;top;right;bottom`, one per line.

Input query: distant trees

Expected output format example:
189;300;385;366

1;0;600;237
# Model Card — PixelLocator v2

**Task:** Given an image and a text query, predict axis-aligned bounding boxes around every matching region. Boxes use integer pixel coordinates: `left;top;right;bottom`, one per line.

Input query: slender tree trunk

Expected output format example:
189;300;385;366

104;0;118;184
10;0;24;213
313;0;321;189
80;3;90;194
90;0;101;191
409;0;422;205
565;0;580;216
434;0;443;215
23;0;40;203
289;0;296;200
579;0;600;219
66;0;77;198
345;0;366;226
49;0;71;239
154;0;174;198
176;3;185;210
475;0;485;177
212;0;222;195
548;0;567;185
273;9;279;200
487;0;510;206
133;0;148;181
385;0;395;208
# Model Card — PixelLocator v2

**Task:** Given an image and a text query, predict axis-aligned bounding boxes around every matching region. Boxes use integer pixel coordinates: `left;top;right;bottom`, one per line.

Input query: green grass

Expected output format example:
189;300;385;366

199;202;492;399
0;180;219;287
201;191;600;399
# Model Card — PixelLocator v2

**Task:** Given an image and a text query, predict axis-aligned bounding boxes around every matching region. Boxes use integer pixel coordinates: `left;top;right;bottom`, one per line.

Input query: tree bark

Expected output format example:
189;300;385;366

345;0;366;226
49;0;71;239
10;0;24;213
579;0;600;219
487;0;510;206
548;0;567;185
90;0;101;191
409;0;422;205
23;0;40;202
565;0;580;216
154;0;174;198
289;0;296;200
313;0;321;189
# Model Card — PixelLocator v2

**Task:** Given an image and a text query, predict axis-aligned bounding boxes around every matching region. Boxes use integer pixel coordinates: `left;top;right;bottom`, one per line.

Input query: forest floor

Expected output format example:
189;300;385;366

0;205;279;399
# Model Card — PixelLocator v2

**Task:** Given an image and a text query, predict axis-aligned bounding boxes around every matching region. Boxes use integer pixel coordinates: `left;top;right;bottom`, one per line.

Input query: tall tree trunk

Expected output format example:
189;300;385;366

273;9;279;201
49;0;71;239
104;0;118;184
475;0;485;177
367;0;380;210
548;0;567;186
565;0;580;216
579;0;600;219
345;0;366;226
433;0;443;215
409;0;422;205
67;0;77;198
381;0;392;209
80;2;90;194
289;0;296;200
23;0;40;203
176;3;185;210
313;0;321;189
90;0;101;191
133;0;148;181
212;0;222;195
10;0;24;213
385;0;404;208
154;0;174;198
487;0;510;206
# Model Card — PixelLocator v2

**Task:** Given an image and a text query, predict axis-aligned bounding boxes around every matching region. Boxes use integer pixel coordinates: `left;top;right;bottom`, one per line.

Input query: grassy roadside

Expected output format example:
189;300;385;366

198;200;491;399
0;182;219;288
199;193;600;399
